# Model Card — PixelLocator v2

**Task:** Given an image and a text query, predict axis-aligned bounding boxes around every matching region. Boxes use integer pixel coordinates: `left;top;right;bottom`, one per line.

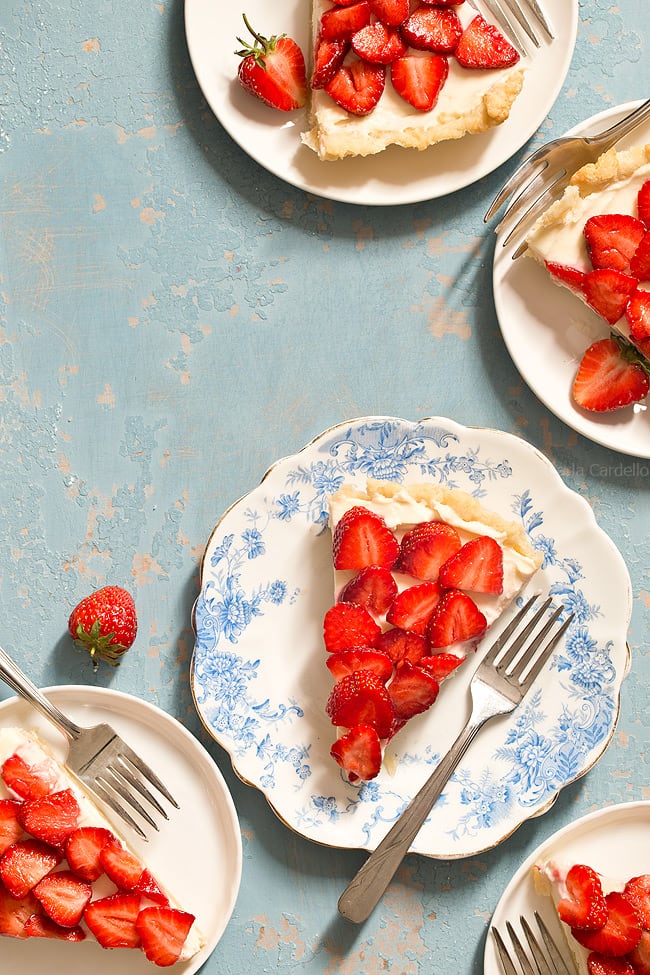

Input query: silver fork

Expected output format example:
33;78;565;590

337;594;573;924
486;97;650;256
493;912;574;975
469;0;553;54
0;646;178;840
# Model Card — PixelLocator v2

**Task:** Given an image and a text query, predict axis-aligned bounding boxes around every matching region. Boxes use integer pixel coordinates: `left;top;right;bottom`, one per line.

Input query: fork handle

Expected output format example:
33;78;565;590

590;97;650;149
0;646;82;741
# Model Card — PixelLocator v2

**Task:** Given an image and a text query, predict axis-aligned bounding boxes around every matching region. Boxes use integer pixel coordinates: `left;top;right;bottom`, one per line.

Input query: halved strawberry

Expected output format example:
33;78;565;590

545;260;587;293
64;826;113;882
323;602;381;652
622;874;650;928
134;869;169;906
630;234;650;281
235;17;307;112
311;35;349;89
572;337;649;413
557;863;608;930
330;724;382;782
418;651;464;680
99;836;145;890
368;0;409;25
33;869;92;928
351;22;407;63
376;626;428;665
638;180;650;229
573;892;642;957
84;892;142;949
581;269;638;324
0;882;41;938
584;214;646;275
400;5;463;52
23;913;86;941
396;521;461;582
438;535;504;595
17;788;80;848
136;906;196;967
325;59;386;115
0;839;62;898
326;647;394;683
0;799;23;855
455;14;520;68
427;589;487;648
627;929;650;975
1;751;58;800
325;669;395;738
390;54;449;111
338;565;398;615
332;505;399;569
385;582;442;635
587;956;635;975
321;1;372;41
387;660;439;721
625;290;650;342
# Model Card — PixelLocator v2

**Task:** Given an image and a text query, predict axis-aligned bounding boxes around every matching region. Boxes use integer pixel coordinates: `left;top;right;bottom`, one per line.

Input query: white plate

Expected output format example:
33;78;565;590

0;686;242;975
484;801;650;975
184;0;578;206
190;416;631;859
494;100;650;459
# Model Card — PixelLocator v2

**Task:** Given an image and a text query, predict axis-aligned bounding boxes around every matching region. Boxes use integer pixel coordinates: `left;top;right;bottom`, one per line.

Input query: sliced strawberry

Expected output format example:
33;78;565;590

557;863;608;930
622;874;650;928
581;268;638;324
326;647;394;683
385;581;443;635
627;929;650;975
455;14;520;68
136;906;196;968
325;59;386;115
338;565;398;615
1;751;58;800
387;660;439;721
351;21;407;63
323;602;381;652
545;260;587;293
376;626;428;665
584;214;646;275
625;290;650;342
396;521;461;582
368;0;409;25
587;956;635;975
33;869;92;928
390;53;449;111
0;799;23;855
134;868;169;906
325;669;395;738
99;836;145;890
572;892;642;957
438;535;504;595
330;724;382;782
400;5;463;52
427;589;487;648
0;839;62;898
638;180;650;229
630;233;650;281
0;881;41;937
64;825;113;882
311;35;349;89
572;337;649;413
332;505;399;569
23;913;86;941
321;1;372;41
84;892;142;949
418;652;464;680
18;788;80;848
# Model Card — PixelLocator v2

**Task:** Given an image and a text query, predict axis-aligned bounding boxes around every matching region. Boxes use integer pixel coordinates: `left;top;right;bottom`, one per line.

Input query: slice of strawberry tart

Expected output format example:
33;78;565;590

0;726;203;967
534;859;650;975
322;478;542;783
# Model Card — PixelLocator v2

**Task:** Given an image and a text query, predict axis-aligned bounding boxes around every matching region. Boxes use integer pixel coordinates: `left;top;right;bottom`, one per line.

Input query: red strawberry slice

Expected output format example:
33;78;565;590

236;19;307;112
557;863;608;930
136;906;196;968
18;788;80;848
572;892;642;957
545;260;587;293
572;337;650;413
326;647;394;683
368;0;409;25
326;670;395;738
323;602;381;652
630;233;650;281
390;54;449;111
64;826;113;882
311;35;349;89
438;535;504;595
84;891;142;949
33;869;92;928
584;214;646;275
581;269;638;324
427;589;487;648
321;1;372;41
386;581;443;635
387;661;439;720
401;6;463;52
0;881;41;938
330;724;382;782
376;626;428;665
622;874;650;928
0;799;23;855
351;22;407;63
396;521;461;583
586;956;635;975
99;836;145;890
455;14;519;68
23;913;86;941
0;839;62;898
638;180;650;229
418;652;464;680
332;505;399;569
628;929;650;975
1;751;58;800
134;868;169;906
625;290;650;342
338;565;398;615
325;59;386;115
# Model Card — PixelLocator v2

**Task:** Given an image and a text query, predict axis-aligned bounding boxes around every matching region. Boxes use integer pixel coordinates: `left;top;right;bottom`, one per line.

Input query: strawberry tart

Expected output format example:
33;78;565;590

0;726;203;967
534;859;650;975
302;0;525;160
322;479;542;783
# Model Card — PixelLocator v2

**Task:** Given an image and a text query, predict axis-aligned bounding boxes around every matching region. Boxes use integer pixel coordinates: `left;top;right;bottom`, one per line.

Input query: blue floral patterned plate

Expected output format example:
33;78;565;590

190;416;632;858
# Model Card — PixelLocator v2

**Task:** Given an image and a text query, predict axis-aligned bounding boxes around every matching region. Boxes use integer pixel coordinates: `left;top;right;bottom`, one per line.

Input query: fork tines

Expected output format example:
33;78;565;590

493;912;574;975
470;0;554;54
485;593;572;685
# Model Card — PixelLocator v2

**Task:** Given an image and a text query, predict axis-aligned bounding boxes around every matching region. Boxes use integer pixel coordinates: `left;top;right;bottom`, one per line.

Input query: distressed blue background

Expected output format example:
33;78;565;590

0;1;648;972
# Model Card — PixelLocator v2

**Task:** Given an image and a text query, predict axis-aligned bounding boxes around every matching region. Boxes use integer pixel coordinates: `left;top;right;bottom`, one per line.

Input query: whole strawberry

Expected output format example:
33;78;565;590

236;14;307;112
68;586;137;668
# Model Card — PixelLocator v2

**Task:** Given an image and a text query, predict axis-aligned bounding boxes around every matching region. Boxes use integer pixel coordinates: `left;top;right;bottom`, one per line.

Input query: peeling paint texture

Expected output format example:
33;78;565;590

0;1;649;973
